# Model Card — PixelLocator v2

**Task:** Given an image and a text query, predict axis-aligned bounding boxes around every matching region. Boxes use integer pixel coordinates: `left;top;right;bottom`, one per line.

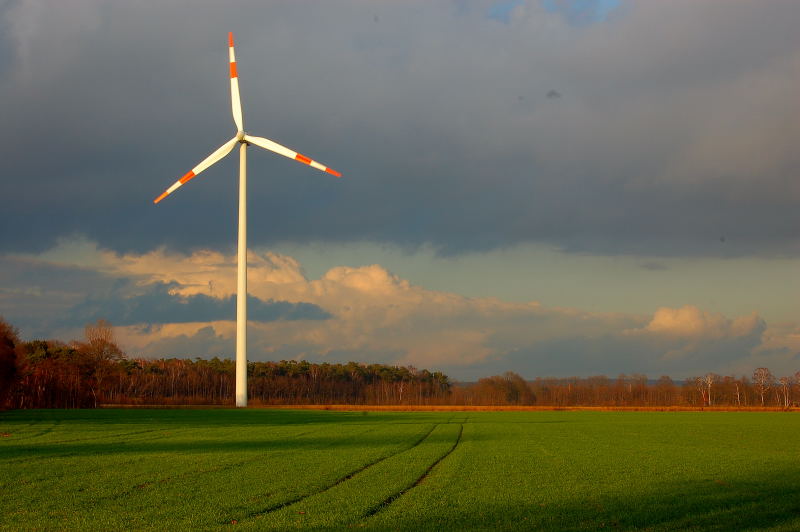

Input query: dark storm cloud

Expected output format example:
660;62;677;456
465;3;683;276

133;325;234;359
65;281;331;327
2;1;799;258
0;255;329;335
0;255;120;338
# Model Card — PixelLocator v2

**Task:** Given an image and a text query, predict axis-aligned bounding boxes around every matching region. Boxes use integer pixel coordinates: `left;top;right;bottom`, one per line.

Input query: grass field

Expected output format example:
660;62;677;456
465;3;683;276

1;409;799;531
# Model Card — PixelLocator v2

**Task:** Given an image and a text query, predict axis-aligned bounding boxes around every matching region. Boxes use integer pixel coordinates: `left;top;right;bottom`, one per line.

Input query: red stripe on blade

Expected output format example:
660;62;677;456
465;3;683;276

230;62;238;79
154;191;169;204
295;154;312;165
229;32;234;47
325;168;342;177
179;170;196;184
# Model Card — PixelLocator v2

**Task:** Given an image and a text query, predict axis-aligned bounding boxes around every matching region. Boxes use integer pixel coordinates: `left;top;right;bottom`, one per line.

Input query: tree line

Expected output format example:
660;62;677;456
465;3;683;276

454;371;800;408
0;318;450;408
1;317;797;408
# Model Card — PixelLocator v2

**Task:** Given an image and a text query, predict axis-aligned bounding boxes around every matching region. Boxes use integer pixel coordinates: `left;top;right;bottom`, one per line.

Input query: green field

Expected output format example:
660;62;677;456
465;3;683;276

1;409;799;531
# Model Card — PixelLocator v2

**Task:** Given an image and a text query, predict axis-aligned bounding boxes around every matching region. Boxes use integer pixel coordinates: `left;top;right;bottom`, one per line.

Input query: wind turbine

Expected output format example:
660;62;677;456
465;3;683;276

153;33;341;407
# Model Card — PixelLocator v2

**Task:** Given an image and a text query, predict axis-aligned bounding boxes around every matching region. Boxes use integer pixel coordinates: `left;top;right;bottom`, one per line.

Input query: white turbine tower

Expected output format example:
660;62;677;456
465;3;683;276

153;33;341;407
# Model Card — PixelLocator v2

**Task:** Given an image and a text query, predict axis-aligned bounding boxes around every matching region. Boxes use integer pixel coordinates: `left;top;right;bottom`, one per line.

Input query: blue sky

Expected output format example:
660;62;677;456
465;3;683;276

492;0;622;25
541;0;622;24
1;1;799;380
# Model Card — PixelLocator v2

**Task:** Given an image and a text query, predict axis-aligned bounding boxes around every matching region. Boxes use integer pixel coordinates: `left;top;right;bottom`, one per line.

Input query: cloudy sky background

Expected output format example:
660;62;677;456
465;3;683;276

1;0;798;380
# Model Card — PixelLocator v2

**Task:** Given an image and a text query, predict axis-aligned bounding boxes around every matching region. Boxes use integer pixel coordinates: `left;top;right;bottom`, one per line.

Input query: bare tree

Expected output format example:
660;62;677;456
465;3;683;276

752;368;774;407
655;375;676;405
75;320;125;406
702;373;718;406
734;379;742;407
795;371;800;407
84;320;120;355
695;377;708;407
778;377;791;409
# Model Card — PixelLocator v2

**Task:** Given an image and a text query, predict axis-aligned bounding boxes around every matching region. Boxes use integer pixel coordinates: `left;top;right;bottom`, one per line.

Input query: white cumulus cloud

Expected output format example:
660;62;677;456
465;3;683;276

3;240;797;379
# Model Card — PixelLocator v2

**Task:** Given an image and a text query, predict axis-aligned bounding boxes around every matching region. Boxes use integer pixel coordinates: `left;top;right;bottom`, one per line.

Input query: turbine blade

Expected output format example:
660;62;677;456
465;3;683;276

153;137;239;204
244;134;342;177
229;32;243;132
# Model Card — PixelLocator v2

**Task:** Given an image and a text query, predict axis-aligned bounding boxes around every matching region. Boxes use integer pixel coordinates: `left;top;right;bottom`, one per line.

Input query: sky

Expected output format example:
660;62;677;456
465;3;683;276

1;0;799;381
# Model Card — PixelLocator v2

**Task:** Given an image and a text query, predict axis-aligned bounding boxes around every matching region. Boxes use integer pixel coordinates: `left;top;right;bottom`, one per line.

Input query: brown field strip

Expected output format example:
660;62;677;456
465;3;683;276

98;403;799;412
253;404;799;412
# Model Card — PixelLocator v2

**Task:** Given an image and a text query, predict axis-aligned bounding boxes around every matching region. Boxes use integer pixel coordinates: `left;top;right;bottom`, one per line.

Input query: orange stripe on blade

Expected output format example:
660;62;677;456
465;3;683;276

229;32;234;47
179;170;196;184
295;154;312;165
325;168;342;177
154;191;169;204
230;62;238;78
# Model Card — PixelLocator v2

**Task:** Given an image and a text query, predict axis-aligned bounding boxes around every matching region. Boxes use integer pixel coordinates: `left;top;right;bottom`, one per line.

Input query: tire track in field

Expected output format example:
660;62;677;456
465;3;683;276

11;426;191;448
106;426;333;502
3;426;261;494
448;413;470;425
45;427;184;445
1;418;62;442
240;423;439;522
108;424;384;507
362;423;464;518
18;426;330;507
1;427;199;465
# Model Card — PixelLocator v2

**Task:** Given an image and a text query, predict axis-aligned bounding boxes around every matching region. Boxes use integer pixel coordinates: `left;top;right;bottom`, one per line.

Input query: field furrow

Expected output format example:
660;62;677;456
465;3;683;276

239;422;463;530
363;422;464;518
240;423;438;520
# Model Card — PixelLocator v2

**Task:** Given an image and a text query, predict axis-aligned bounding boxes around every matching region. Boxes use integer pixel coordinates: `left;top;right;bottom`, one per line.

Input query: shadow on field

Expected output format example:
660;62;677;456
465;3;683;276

0;422;464;460
0;410;573;461
0;408;449;428
363;469;800;531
